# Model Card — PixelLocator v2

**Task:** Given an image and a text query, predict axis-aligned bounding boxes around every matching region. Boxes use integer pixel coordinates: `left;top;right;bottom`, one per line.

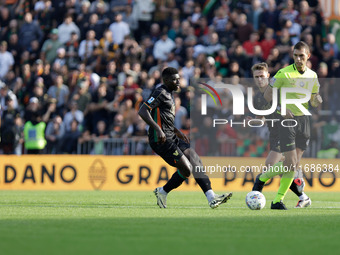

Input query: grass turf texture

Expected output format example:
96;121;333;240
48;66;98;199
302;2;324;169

0;191;340;255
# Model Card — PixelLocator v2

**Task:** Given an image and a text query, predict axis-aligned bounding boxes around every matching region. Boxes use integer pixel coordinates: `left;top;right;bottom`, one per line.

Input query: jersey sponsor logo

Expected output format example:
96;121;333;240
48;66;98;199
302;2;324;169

147;97;155;104
299;81;305;87
173;150;179;156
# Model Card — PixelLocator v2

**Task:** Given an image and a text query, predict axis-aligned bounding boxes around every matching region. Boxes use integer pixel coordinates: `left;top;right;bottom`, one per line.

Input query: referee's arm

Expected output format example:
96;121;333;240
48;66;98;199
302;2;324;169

310;93;323;107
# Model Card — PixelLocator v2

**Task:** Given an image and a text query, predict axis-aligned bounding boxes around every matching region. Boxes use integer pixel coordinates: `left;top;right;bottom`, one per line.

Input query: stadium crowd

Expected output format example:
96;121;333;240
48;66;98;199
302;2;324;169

0;0;339;156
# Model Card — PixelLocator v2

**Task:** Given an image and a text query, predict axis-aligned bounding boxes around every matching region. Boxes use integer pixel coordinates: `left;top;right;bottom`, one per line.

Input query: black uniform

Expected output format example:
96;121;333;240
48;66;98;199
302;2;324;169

144;84;189;167
253;91;281;152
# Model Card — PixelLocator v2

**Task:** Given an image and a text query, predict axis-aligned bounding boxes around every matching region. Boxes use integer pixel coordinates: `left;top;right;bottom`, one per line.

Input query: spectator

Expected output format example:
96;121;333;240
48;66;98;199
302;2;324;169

228;44;248;73
323;33;339;61
0;81;18;111
0;95;20;154
235;13;253;43
260;28;276;60
0;41;14;80
86;82;113;134
153;33;175;61
205;32;222;56
18;12;43;50
283;19;302;45
61;119;81;154
63;101;84;132
31;77;47;106
47;74;70;114
36;0;54;36
7;33;21;71
297;0;311;27
45;115;65;154
76;0;91;35
260;0;280;31
212;7;228;33
174;97;187;129
90;120;110;154
279;0;299;24
134;0;155;41
95;30;119;73
248;0;263;32
64;31;80;69
53;48;67;68
242;32;260;57
57;14;81;45
123;75;139;101
104;61;119;88
41;28;64;64
78;30;99;64
109;13;130;46
83;13;105;41
275;28;292;60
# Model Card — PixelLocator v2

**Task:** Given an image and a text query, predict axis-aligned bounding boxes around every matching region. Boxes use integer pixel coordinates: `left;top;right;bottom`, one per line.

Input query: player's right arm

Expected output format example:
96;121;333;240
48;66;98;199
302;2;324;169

138;91;166;143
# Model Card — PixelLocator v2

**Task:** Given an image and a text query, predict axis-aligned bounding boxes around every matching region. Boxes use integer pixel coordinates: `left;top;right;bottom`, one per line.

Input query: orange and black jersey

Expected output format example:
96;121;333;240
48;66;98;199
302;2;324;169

144;84;176;143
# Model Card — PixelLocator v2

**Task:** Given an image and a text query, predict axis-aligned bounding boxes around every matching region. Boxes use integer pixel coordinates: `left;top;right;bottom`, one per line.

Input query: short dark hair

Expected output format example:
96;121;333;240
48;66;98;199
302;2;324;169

251;62;268;73
294;41;310;54
162;67;178;79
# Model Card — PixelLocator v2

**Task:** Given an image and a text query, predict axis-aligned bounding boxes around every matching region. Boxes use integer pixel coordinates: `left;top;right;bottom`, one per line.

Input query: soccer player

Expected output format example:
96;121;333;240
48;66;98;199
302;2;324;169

138;67;232;208
251;62;311;208
253;41;322;209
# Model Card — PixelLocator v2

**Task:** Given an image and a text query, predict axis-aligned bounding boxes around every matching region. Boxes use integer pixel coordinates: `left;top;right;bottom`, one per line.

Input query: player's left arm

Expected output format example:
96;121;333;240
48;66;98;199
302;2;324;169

310;75;322;108
310;93;323;107
174;127;190;143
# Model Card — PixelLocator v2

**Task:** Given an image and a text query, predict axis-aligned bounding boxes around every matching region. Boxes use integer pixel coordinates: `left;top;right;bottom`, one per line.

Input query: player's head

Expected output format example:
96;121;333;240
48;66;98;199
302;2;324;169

293;41;310;71
162;67;180;91
251;62;270;89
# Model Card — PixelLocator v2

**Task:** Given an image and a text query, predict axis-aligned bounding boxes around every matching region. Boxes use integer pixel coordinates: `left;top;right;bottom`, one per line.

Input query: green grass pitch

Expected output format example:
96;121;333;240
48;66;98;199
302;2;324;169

0;191;340;255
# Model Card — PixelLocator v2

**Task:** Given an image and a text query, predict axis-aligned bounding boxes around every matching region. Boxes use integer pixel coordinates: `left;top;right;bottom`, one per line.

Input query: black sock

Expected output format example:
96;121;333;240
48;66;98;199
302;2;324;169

193;171;212;193
290;181;303;197
163;170;186;193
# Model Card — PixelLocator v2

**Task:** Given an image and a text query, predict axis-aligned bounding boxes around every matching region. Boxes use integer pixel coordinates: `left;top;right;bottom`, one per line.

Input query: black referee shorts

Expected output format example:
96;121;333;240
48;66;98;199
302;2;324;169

279;116;311;152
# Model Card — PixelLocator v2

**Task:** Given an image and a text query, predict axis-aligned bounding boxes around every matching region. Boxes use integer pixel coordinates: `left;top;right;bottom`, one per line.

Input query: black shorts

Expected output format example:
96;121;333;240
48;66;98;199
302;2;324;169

150;138;190;167
279;116;310;152
269;127;281;153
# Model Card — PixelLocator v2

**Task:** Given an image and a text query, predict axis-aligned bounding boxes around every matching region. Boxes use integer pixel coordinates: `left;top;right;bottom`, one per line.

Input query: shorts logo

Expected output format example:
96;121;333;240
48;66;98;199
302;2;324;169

147;97;155;104
173;150;179;156
286;142;295;146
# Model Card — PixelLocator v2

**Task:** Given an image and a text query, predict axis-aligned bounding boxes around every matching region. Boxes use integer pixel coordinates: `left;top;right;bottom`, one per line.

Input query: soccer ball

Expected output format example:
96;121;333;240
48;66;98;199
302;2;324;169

246;191;266;210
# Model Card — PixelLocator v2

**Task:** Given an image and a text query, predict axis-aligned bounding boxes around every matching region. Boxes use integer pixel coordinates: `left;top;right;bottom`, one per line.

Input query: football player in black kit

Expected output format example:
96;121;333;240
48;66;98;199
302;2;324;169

250;63;311;208
138;67;232;208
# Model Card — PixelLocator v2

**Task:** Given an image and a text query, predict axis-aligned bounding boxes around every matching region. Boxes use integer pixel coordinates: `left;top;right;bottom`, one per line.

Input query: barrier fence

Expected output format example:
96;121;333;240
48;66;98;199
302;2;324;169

0;155;339;191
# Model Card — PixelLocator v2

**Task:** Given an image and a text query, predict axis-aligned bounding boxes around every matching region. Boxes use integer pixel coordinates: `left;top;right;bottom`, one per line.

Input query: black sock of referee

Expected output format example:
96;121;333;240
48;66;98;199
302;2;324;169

163;170;186;193
290;181;303;197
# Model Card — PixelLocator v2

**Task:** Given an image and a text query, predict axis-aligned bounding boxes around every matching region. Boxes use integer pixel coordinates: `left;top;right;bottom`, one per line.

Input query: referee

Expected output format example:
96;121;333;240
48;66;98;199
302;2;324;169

255;41;322;209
